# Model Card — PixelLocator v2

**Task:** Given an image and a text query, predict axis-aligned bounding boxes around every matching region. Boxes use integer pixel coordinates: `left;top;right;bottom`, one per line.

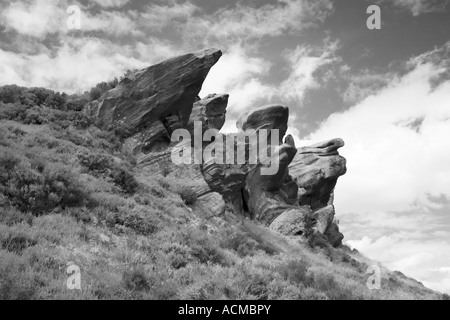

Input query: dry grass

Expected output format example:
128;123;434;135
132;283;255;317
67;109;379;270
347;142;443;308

0;98;444;300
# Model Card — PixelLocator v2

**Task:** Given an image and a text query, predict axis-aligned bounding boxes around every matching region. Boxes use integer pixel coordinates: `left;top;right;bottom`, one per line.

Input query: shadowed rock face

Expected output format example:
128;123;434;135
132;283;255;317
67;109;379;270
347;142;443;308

237;105;289;142
85;48;222;137
290;138;347;210
85;48;347;247
188;94;229;135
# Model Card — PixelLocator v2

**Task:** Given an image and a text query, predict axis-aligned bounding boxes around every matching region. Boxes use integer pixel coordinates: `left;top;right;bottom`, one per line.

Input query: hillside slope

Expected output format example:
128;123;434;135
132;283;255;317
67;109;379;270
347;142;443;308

0;63;445;300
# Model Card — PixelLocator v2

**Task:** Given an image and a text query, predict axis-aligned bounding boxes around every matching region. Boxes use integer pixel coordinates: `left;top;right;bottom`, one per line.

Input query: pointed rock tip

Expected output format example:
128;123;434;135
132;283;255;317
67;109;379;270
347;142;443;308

193;48;222;60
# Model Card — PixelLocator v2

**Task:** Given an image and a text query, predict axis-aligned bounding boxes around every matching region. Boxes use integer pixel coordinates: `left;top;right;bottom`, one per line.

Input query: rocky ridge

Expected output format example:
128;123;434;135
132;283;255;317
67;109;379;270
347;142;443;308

85;48;347;247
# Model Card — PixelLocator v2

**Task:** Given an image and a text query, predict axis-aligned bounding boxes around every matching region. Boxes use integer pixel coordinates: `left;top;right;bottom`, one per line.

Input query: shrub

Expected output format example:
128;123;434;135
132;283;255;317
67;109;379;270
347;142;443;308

44;92;66;110
23;108;46;125
279;260;313;286
19;92;39;106
242;223;281;255
301;212;316;247
48;108;92;130
182;229;230;266
66;96;89;112
443;293;450;300
0;253;39;300
0;102;27;121
0;85;22;104
239;274;270;300
122;268;150;291
1;233;37;254
313;272;353;300
26;87;55;105
220;227;259;257
106;208;160;235
111;166;139;195
76;149;139;195
77;150;114;174
0;153;88;215
89;87;103;101
177;185;197;205
0;206;33;226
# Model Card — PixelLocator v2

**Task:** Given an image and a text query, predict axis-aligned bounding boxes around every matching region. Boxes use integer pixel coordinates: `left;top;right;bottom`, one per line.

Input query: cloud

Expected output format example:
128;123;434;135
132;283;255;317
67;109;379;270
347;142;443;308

303;45;450;215
347;230;450;294
140;1;199;33
201;39;340;134
200;45;274;117
342;69;396;104
90;0;130;8
279;40;339;102
183;0;334;45
0;38;156;93
387;0;449;16
0;0;64;38
0;0;335;99
301;42;450;294
0;0;143;38
80;10;142;36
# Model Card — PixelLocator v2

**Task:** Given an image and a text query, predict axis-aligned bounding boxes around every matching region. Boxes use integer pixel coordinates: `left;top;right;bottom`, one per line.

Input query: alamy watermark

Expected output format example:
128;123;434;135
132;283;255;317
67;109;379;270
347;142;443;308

366;264;381;290
170;121;280;175
66;262;81;290
367;5;381;30
66;5;81;30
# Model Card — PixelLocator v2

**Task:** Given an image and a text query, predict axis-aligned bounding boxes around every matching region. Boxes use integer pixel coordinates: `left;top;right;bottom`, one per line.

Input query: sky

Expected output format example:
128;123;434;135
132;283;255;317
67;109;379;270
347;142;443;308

0;0;449;293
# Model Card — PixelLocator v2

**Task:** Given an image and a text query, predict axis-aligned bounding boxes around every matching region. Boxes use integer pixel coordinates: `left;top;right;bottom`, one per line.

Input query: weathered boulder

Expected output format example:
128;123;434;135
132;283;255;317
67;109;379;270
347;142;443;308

188;94;228;135
324;222;344;248
237;105;289;143
269;206;311;236
314;205;335;234
285;139;346;246
85;48;222;137
289;138;347;210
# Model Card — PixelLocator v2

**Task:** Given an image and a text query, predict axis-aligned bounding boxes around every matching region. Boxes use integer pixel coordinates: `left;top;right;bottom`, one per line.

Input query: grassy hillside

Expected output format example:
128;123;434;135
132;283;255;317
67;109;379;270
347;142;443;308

0;86;445;300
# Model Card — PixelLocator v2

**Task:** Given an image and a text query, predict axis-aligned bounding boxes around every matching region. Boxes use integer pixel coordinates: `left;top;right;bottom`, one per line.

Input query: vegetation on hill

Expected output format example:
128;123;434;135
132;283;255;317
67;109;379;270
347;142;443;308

0;85;445;300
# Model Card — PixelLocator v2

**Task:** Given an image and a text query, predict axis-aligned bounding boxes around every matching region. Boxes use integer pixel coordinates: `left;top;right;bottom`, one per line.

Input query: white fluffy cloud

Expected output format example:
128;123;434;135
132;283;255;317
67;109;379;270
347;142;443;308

0;39;152;93
301;43;450;293
200;45;275;116
304;56;450;215
279;41;339;102
0;0;143;38
347;230;450;294
201;40;340;133
0;0;334;99
0;0;64;38
182;0;334;46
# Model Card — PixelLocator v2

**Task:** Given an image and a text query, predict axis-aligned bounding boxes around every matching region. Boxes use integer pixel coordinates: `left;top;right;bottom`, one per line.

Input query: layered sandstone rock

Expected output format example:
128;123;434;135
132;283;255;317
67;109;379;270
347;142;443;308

85;48;347;247
85;48;222;137
289;138;347;246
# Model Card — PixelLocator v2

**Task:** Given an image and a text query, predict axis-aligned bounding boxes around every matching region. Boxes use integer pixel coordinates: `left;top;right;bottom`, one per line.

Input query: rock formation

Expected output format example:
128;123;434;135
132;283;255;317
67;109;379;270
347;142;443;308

85;48;347;247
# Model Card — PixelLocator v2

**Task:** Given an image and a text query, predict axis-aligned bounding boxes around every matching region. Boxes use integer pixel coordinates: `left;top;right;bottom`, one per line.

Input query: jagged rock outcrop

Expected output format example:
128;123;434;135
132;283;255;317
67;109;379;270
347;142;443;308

188;94;229;135
85;48;347;247
289;138;347;246
289;138;347;210
85;48;222;137
200;104;347;246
